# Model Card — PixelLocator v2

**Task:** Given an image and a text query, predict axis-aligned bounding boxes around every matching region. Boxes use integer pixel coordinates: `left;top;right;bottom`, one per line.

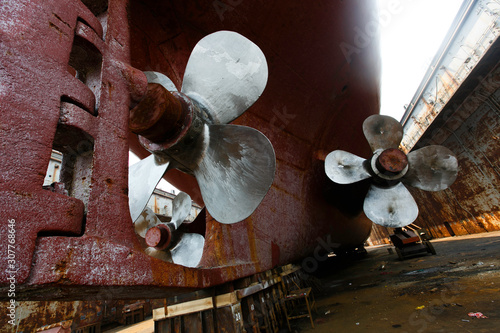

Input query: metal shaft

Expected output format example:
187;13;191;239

145;224;172;250
376;148;408;175
129;83;186;143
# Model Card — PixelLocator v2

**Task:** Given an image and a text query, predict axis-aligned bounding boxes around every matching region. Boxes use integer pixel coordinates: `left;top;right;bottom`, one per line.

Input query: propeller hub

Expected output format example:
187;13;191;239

376;148;408;174
145;224;172;250
134;89;206;171
129;83;189;143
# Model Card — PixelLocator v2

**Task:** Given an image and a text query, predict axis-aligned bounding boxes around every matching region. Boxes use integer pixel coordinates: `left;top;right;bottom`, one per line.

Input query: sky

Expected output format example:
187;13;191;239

377;0;464;120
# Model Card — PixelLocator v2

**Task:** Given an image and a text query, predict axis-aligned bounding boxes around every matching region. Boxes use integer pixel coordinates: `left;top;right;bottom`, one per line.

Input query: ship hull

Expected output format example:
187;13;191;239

0;0;380;300
127;0;380;268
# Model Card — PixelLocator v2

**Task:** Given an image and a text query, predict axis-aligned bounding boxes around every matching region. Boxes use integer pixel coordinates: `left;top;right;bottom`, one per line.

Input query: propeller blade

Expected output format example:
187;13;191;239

194;124;276;223
325;150;371;184
134;207;161;238
403;145;458;191
171;191;192;229
128;154;169;222
144;71;178;92
362;115;403;152
363;182;419;228
145;246;172;262
170;233;205;268
181;31;268;124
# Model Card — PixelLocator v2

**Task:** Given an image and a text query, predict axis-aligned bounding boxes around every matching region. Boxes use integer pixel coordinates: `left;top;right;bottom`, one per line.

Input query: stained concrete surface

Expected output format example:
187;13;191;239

293;231;500;333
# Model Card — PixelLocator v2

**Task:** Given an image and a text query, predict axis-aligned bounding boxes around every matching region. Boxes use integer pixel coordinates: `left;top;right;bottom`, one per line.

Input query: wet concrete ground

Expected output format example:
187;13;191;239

293;231;500;333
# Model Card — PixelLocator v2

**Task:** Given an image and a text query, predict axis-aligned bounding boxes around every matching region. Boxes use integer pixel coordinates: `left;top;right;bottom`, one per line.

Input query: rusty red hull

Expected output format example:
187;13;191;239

0;0;379;300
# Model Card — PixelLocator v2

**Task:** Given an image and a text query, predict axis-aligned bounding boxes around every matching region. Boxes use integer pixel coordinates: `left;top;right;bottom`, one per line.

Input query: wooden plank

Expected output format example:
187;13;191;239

215;292;238;308
167;298;213;318
153;307;165;321
153;297;214;320
106;318;154;333
237;283;264;299
236;277;278;299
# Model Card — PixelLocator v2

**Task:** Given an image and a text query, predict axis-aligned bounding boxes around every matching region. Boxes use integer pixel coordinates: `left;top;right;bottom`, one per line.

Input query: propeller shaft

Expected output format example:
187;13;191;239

129;83;188;143
376;148;408;175
145;224;172;250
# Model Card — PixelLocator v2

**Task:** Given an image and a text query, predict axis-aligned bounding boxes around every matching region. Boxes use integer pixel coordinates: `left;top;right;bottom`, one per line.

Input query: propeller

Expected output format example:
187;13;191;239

129;154;170;223
134;192;204;268
128;31;275;225
325;115;458;228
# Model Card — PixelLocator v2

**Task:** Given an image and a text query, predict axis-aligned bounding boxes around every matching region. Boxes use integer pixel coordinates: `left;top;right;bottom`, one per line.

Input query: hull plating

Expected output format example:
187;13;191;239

0;0;380;299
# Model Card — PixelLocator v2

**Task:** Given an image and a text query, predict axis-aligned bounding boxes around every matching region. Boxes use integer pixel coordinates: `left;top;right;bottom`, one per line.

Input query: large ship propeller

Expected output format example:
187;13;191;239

134;192;204;268
128;31;275;225
325;115;458;228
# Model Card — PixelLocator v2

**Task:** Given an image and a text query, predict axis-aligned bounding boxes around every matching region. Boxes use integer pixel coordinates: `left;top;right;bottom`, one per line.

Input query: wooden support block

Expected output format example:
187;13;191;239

243;296;259;333
258;291;272;333
183;312;203;333
264;290;279;332
216;304;244;333
152;266;308;332
202;310;216;333
173;317;182;332
154;318;171;333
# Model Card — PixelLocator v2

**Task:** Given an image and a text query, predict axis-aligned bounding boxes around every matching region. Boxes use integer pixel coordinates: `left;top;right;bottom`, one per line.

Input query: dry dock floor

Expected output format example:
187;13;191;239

295;231;500;333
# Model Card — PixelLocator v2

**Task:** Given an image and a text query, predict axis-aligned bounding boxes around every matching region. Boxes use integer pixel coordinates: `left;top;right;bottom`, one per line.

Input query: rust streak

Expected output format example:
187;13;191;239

246;218;261;273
